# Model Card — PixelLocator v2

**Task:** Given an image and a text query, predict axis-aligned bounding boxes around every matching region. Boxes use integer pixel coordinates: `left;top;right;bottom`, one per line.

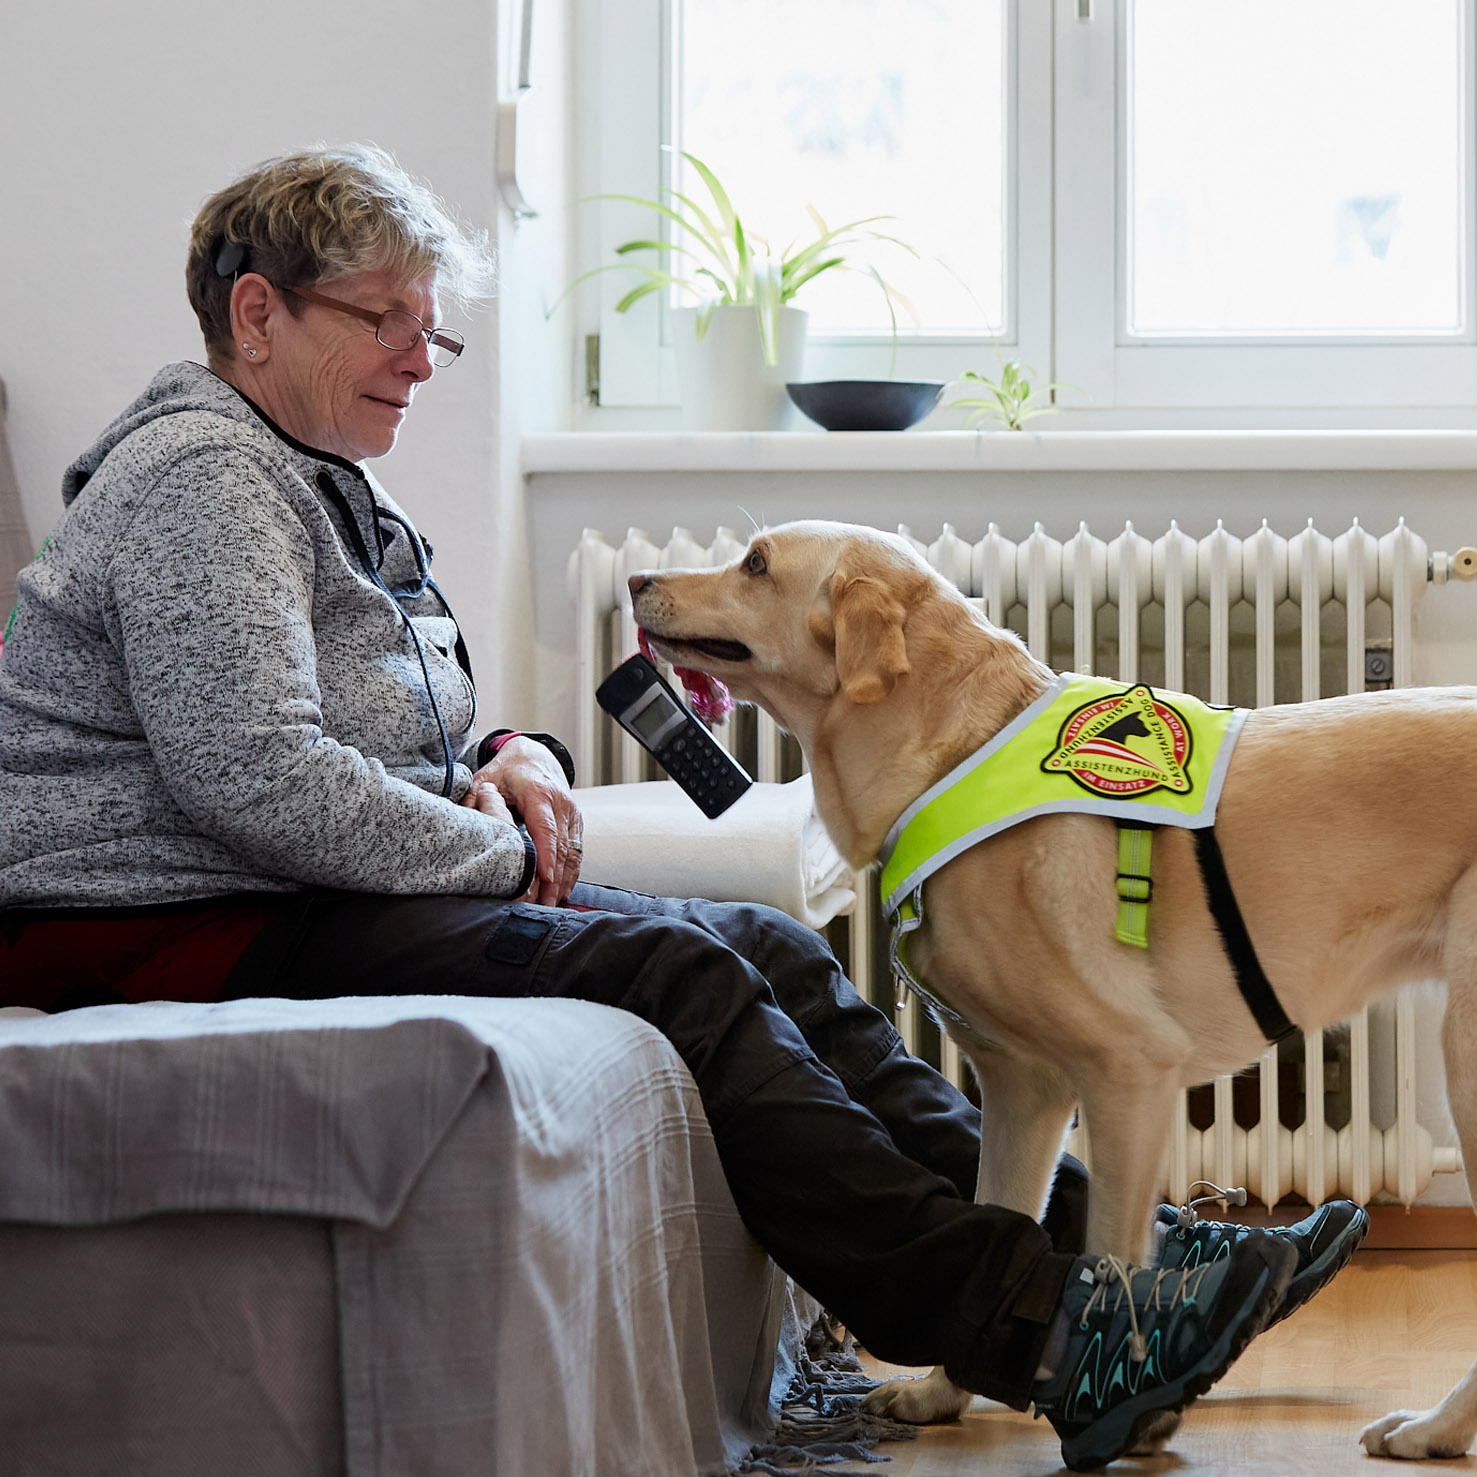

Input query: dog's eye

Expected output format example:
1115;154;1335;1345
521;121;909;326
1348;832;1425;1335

745;550;768;576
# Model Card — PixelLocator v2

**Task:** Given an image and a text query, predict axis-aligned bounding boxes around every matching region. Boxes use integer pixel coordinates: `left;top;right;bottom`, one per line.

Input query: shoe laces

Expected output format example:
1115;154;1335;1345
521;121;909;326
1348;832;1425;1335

1081;1254;1216;1363
1173;1179;1249;1231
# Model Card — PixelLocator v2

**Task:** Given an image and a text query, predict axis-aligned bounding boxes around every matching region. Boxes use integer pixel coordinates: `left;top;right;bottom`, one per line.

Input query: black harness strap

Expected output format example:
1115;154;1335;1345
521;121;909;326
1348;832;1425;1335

1192;828;1299;1044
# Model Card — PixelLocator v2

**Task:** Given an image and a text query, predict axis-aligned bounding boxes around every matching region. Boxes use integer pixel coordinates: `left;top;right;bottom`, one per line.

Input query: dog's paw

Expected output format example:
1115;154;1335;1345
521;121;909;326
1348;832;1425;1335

1359;1407;1474;1460
861;1366;972;1425
1126;1408;1183;1455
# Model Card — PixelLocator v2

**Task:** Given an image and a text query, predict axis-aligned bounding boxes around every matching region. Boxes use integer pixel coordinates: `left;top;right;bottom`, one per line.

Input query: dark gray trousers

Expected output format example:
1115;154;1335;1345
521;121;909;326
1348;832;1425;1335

224;881;1080;1407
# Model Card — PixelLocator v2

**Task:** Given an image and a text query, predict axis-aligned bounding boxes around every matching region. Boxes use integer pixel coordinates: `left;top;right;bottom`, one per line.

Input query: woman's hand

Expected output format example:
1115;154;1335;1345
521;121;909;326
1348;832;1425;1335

462;736;583;904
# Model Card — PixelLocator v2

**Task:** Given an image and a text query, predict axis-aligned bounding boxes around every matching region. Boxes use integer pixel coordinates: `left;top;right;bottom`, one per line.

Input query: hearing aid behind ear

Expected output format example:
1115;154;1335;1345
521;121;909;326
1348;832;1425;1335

215;239;246;277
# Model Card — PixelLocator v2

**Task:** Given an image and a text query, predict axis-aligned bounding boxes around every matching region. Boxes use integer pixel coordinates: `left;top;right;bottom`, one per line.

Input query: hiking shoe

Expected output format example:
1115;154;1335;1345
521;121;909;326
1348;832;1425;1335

1155;1186;1369;1330
1032;1238;1295;1471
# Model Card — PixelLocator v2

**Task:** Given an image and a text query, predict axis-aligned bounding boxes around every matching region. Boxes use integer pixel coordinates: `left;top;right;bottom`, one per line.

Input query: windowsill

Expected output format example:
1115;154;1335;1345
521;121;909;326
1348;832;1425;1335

522;427;1477;475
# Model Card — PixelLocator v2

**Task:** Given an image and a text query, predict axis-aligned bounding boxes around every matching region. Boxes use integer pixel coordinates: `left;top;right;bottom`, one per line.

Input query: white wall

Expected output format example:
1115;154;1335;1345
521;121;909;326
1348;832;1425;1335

493;0;576;718
0;0;573;718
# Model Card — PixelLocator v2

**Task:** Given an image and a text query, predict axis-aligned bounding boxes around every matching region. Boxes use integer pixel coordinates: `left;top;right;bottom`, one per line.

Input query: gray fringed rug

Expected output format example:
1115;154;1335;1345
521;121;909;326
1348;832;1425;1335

739;1316;920;1474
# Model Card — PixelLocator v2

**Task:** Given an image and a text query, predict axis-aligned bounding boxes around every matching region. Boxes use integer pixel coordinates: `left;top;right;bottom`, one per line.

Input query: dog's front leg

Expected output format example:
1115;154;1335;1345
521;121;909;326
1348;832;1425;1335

1072;1071;1188;1456
1078;1072;1180;1265
861;1049;1076;1426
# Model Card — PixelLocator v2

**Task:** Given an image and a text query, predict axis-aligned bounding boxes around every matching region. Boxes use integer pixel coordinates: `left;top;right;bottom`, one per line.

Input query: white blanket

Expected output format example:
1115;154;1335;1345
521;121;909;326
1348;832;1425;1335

575;774;856;928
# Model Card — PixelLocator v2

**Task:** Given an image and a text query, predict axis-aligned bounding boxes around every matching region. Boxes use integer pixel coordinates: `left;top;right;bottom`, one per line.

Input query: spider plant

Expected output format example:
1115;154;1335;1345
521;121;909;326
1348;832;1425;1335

947;359;1074;431
560;151;915;367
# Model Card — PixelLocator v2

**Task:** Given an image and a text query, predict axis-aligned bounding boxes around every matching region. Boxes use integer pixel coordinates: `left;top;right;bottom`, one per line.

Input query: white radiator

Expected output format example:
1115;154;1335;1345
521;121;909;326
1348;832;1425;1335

570;518;1476;1214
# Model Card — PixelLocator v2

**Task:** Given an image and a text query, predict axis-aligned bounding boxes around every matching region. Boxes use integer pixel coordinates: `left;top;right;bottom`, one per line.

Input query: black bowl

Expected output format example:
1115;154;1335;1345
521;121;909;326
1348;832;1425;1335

785;380;945;432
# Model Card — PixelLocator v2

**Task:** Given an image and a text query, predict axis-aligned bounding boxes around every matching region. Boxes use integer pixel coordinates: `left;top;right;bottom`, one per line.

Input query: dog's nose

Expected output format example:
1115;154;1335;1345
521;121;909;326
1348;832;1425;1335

628;573;650;596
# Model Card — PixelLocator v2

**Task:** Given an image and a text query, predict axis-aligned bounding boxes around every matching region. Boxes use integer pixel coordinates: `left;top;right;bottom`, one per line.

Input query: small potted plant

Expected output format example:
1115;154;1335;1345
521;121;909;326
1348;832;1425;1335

571;152;913;430
946;356;1073;431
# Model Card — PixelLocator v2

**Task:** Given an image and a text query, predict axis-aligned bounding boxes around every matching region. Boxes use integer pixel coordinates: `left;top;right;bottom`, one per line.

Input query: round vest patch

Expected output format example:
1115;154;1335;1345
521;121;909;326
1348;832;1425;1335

1041;683;1194;797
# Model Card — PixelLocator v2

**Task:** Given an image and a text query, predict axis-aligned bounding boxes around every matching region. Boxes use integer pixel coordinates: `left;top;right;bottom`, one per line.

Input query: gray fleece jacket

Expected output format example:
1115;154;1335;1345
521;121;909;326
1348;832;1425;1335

0;361;534;908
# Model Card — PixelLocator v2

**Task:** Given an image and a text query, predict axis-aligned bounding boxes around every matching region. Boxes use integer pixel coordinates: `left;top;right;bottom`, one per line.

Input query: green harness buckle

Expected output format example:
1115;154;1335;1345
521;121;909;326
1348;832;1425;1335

1115;826;1154;949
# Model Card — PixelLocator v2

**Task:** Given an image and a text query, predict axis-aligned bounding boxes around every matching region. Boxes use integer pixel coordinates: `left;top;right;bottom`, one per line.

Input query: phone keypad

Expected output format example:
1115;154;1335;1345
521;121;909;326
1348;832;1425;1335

659;733;748;817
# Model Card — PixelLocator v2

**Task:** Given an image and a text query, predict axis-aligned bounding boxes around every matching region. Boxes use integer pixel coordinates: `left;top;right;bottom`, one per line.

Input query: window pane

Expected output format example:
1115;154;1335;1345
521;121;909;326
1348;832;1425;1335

1128;0;1465;337
678;0;1006;337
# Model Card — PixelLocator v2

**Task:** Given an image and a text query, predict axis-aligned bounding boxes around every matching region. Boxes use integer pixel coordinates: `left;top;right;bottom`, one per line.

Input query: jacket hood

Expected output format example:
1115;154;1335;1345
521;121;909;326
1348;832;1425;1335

61;362;359;507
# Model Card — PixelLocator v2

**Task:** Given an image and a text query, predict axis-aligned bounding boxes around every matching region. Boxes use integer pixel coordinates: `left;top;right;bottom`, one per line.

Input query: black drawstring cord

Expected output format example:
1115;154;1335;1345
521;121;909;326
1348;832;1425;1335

314;472;463;798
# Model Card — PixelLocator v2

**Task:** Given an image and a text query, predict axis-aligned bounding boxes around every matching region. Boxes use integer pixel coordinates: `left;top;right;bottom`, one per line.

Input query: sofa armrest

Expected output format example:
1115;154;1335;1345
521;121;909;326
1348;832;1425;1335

575;774;855;927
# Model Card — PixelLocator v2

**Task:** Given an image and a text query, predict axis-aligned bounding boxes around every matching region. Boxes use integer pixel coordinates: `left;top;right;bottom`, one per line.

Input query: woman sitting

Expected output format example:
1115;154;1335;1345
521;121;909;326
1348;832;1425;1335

0;143;1355;1471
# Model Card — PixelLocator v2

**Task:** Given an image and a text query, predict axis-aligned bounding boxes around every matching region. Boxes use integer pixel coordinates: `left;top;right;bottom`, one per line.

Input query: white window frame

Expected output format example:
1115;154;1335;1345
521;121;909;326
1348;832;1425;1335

1055;0;1477;414
574;0;1477;420
576;0;1051;408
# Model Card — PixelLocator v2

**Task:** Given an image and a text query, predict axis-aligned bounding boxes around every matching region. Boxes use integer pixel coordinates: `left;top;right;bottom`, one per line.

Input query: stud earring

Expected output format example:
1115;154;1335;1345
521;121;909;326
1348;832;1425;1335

242;342;257;358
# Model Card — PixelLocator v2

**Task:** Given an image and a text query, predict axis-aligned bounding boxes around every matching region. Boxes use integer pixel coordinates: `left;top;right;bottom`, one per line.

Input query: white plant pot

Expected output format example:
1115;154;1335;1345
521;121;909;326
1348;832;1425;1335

672;304;809;432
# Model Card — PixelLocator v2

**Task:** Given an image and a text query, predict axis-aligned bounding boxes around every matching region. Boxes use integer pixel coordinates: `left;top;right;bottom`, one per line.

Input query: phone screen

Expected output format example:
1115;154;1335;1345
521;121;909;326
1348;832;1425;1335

629;689;681;743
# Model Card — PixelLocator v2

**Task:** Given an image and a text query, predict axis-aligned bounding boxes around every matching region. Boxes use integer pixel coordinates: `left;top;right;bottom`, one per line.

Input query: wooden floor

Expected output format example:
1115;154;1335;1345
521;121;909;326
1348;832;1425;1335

844;1250;1477;1475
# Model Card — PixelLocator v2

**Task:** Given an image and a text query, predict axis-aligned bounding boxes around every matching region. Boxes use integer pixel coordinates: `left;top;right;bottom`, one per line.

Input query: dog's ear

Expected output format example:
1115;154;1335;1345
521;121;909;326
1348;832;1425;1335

827;566;910;703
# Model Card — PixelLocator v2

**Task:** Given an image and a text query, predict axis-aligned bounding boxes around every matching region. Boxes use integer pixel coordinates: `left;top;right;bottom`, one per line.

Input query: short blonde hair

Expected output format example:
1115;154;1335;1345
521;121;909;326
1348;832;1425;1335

186;144;496;358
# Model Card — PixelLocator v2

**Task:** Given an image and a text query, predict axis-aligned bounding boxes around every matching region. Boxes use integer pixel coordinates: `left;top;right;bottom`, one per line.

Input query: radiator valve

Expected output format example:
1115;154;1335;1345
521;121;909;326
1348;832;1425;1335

1432;547;1477;583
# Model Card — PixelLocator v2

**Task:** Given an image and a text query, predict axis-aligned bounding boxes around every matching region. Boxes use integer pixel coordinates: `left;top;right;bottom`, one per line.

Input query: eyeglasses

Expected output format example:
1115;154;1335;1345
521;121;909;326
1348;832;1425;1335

283;285;465;367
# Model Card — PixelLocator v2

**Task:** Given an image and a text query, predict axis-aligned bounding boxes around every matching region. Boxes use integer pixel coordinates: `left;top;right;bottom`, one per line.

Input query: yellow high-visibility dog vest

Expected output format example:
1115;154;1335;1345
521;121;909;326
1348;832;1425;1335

877;675;1248;1035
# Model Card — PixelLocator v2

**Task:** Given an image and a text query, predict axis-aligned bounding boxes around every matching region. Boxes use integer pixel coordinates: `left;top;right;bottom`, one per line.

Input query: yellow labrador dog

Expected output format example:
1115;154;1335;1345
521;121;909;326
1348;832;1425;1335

630;518;1477;1460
